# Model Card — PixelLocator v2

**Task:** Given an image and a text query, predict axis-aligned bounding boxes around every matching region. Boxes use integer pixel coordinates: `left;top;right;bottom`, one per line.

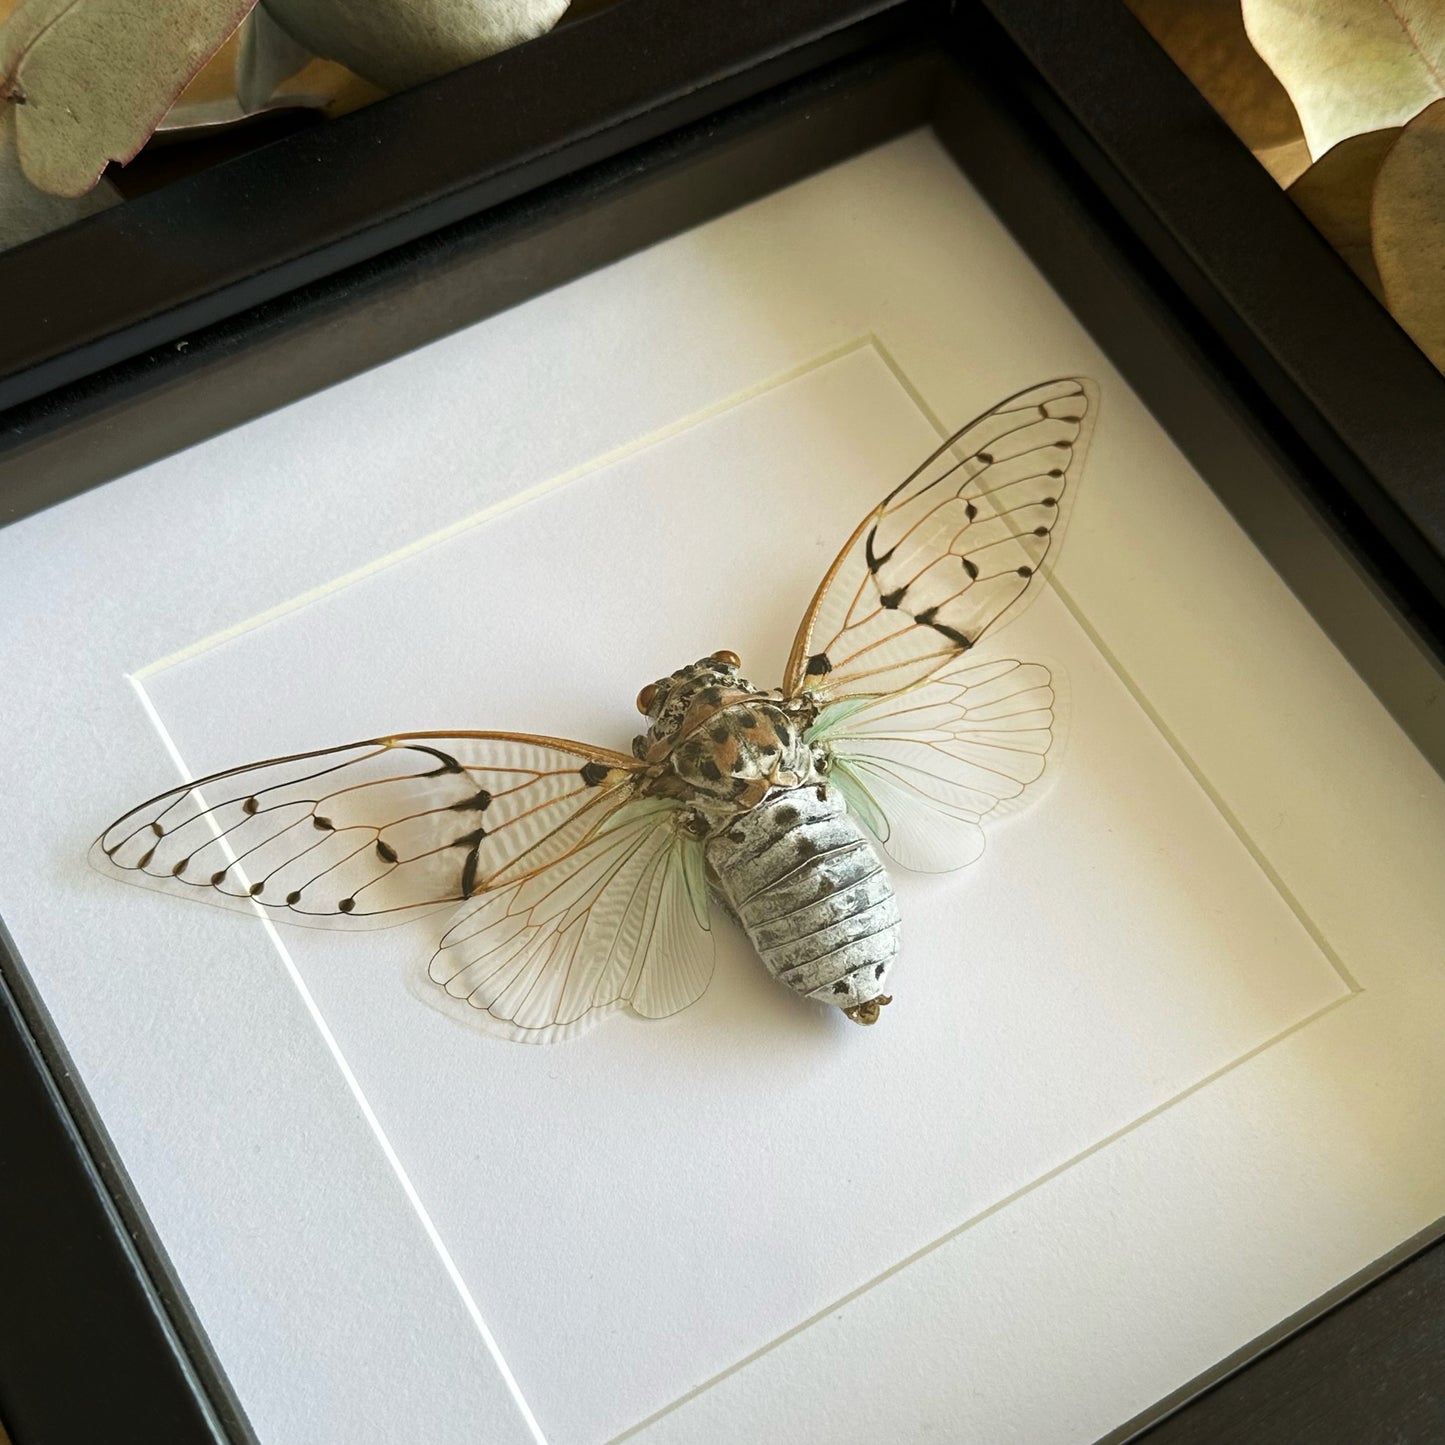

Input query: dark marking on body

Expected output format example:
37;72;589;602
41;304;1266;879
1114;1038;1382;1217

710;725;730;745
700;760;722;782
875;963;886;978
728;828;747;844
775;803;799;826
832;980;850;995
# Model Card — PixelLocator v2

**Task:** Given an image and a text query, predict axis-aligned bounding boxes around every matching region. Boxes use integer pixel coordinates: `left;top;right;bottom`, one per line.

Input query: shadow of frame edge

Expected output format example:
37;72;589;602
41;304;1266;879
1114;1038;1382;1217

0;919;259;1445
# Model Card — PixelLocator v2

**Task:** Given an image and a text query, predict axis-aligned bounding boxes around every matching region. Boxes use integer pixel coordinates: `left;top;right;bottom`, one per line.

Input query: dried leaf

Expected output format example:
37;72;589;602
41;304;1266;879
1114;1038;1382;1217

1288;126;1400;296
1243;0;1445;160
160;23;380;132
236;0;310;112
1373;97;1445;370
0;99;117;249
0;0;259;196
1126;0;1306;152
262;0;569;92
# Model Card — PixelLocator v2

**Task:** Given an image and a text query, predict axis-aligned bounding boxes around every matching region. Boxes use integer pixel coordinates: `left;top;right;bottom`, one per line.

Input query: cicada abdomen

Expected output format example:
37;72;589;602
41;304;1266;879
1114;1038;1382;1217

705;787;899;1024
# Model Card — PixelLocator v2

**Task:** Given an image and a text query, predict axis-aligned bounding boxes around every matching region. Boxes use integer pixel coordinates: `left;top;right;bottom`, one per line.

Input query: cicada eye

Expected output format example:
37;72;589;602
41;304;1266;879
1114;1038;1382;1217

636;682;659;715
712;650;741;669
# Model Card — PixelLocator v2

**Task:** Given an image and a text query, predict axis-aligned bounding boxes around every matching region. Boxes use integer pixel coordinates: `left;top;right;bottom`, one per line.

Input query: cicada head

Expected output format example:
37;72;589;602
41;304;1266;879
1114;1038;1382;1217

631;652;750;759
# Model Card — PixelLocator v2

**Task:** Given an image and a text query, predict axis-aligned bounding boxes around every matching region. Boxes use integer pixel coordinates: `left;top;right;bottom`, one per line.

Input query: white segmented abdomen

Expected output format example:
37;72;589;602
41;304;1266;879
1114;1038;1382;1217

705;787;899;1011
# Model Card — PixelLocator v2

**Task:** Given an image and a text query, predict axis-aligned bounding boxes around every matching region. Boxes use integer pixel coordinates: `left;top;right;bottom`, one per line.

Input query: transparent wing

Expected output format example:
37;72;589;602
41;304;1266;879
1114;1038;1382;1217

428;798;714;1044
92;732;643;928
783;378;1095;702
807;659;1056;873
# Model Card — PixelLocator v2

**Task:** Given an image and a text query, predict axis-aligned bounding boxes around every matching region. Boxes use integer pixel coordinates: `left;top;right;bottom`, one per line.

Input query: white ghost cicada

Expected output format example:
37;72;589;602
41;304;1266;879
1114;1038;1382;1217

94;378;1095;1043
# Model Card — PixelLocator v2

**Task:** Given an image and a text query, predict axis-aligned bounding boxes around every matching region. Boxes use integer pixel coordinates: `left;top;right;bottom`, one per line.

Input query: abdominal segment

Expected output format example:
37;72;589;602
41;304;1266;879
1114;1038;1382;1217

705;787;899;1012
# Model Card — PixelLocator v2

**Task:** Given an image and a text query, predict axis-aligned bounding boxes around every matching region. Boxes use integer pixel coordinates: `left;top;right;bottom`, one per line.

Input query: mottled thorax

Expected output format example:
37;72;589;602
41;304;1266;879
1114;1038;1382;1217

633;655;817;807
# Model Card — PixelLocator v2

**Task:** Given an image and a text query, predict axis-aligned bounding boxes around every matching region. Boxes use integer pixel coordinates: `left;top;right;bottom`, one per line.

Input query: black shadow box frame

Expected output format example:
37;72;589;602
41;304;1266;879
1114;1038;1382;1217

1;1;1442;1441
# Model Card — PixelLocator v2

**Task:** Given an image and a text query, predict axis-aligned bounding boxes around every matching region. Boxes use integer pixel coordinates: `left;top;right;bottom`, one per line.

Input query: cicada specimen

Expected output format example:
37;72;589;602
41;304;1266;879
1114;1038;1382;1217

94;378;1096;1043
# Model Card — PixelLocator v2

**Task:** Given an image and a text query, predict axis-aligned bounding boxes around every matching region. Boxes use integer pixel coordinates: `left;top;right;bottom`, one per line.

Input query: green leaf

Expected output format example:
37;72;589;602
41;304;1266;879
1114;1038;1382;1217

1;0;259;197
1242;0;1445;160
261;0;568;92
1373;97;1445;371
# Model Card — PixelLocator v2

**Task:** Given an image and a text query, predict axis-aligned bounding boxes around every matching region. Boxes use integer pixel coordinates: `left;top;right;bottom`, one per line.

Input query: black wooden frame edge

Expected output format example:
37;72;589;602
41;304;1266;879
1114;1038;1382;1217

988;1;1445;643
0;920;257;1445
1102;1218;1445;1444
0;0;937;414
0;33;937;527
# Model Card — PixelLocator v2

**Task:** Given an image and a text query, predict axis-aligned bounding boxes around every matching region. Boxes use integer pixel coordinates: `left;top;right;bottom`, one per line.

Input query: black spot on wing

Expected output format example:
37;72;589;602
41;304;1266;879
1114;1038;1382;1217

455;826;488;898
864;525;894;574
410;745;463;776
805;653;832;677
450;789;492;813
914;606;971;650
580;762;611;786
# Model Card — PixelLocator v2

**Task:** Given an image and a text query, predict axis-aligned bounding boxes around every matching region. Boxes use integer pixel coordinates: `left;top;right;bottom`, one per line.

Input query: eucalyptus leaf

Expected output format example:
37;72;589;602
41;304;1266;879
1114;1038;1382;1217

1373;98;1445;372
0;0;258;197
0;100;117;250
1243;0;1445;160
261;0;568;92
236;1;311;112
1126;0;1306;154
1287;127;1400;297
